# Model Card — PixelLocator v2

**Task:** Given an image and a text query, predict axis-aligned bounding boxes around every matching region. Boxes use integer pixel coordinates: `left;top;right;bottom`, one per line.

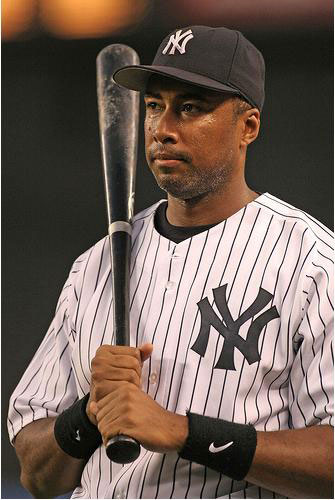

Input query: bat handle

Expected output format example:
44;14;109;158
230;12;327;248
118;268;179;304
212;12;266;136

106;435;141;463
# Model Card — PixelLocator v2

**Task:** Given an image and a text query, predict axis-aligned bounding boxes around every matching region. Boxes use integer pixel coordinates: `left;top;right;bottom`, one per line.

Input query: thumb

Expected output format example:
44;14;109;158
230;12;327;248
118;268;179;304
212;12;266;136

139;343;153;363
90;400;99;416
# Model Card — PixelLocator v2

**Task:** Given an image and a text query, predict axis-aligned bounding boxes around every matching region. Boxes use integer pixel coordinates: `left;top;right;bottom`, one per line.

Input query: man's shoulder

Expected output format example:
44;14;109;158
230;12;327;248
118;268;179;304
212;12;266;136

254;192;334;251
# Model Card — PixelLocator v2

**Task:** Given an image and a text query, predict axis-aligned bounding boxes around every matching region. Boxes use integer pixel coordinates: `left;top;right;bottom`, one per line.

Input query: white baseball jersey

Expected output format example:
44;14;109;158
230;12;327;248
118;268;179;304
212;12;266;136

8;193;334;499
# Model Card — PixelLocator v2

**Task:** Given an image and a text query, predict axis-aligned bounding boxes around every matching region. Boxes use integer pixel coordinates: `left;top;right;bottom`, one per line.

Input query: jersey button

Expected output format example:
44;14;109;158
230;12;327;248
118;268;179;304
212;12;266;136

114;491;126;499
166;281;175;290
149;372;157;384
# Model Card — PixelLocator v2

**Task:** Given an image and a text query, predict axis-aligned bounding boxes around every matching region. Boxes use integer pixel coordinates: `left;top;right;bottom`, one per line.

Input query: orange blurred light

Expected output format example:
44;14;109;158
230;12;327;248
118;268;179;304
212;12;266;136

2;0;37;40
40;0;150;38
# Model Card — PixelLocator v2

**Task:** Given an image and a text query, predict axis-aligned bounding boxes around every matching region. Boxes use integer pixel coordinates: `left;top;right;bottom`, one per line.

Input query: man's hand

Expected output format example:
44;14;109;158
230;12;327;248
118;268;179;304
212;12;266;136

86;343;153;425
90;384;189;454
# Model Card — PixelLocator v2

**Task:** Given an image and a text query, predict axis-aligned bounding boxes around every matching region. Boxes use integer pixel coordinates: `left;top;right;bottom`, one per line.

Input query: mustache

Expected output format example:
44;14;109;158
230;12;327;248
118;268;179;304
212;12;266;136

148;147;192;164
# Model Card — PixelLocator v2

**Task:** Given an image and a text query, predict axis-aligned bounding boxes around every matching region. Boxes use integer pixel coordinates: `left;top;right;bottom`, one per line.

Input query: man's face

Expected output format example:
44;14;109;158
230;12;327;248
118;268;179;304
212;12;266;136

144;76;243;201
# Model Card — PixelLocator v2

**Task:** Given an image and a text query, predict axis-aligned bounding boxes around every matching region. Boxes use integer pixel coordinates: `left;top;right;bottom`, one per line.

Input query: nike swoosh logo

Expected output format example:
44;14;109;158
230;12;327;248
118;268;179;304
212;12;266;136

209;441;233;453
75;430;81;442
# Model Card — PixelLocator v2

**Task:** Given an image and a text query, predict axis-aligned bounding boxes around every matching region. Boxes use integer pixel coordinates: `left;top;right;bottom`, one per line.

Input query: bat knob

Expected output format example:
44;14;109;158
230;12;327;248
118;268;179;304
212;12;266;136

106;435;141;463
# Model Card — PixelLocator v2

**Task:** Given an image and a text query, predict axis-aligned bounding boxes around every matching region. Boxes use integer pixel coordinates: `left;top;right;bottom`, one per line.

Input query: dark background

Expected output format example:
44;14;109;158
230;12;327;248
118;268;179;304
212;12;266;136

2;3;333;497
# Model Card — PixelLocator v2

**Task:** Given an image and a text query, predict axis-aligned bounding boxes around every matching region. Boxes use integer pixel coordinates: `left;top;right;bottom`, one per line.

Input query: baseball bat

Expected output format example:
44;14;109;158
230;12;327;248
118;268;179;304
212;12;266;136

96;44;140;464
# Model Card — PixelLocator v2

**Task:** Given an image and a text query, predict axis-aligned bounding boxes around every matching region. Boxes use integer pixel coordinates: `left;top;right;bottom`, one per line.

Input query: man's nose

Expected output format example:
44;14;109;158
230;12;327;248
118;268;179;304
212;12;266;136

153;109;178;144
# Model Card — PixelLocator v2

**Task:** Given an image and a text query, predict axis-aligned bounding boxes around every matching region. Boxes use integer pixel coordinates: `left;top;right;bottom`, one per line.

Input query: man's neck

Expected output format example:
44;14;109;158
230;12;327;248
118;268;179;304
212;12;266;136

165;180;259;227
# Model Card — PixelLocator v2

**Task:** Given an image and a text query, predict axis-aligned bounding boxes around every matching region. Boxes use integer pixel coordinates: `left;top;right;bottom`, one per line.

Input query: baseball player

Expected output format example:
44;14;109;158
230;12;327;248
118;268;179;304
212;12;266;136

8;26;333;499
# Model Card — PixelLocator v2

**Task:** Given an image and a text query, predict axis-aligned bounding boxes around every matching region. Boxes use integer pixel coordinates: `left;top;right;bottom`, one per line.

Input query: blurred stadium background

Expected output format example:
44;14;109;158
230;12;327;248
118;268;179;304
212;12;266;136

2;0;333;497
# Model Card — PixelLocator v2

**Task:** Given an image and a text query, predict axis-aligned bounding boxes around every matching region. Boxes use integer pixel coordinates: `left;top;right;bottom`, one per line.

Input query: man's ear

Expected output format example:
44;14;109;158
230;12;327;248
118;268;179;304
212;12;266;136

241;108;260;147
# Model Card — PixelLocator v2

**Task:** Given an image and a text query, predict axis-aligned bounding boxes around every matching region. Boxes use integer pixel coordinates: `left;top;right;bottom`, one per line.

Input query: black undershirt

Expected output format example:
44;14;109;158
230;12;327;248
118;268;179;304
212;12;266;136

154;201;219;244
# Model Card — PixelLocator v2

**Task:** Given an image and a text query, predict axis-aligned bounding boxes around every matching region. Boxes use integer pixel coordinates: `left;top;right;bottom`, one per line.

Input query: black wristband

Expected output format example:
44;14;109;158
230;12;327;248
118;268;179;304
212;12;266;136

178;412;257;480
54;393;102;460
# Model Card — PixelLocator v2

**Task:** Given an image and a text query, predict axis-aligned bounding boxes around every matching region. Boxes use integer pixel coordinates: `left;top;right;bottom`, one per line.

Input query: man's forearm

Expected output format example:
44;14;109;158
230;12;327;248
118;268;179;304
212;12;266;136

14;417;86;498
246;425;333;498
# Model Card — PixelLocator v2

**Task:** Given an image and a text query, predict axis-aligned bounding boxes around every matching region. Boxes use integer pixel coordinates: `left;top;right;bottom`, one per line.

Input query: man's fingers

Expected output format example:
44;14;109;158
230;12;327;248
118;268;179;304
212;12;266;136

92;365;140;386
95;344;141;362
92;353;141;375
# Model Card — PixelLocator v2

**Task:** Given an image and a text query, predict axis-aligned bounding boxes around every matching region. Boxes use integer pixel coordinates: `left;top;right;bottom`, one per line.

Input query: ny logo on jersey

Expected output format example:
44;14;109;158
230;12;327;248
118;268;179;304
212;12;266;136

162;29;194;55
191;284;279;370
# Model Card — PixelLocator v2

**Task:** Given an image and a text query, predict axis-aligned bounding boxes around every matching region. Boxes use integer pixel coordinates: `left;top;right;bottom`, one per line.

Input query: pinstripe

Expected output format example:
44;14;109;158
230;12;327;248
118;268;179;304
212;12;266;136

99;272;113;346
299;346;321;422
227;208;261;295
317;249;334;264
41;340;70;407
136;455;158;497
135;235;161;346
55;296;68;314
131;220;145;251
125;451;149;498
96;447;102;498
289;366;307;426
138;452;155;498
76;247;95;387
74;247;94;329
71;353;87;396
55;368;75;412
87;265;114;370
94;238;108;291
8;194;333;499
306;276;331;412
169;456;181;498
130;225;155;310
130;217;153;279
12;340;55;411
154;454;167;499
311;262;333;309
185;460;193;498
18;342;57;420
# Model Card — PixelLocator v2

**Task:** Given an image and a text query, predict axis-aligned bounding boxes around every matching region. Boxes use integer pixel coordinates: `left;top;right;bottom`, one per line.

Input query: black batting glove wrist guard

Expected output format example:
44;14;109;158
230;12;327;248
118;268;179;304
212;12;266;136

54;393;102;460
178;411;257;480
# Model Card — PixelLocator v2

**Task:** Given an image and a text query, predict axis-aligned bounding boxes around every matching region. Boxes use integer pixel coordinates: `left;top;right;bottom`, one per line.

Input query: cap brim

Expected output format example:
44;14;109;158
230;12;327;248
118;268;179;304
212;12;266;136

113;65;242;97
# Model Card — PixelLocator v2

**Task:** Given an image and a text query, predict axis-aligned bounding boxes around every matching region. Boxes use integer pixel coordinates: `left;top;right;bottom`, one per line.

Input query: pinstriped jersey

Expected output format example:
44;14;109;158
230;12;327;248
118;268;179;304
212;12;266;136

8;193;334;499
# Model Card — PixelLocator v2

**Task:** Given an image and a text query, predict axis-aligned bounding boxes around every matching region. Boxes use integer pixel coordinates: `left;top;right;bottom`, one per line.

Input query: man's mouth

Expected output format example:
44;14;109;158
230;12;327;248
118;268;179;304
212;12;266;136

153;154;185;168
150;151;190;168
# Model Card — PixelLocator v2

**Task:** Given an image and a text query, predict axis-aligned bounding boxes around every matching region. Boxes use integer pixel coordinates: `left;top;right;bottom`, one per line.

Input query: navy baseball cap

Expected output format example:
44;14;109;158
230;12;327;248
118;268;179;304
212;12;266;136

113;25;265;111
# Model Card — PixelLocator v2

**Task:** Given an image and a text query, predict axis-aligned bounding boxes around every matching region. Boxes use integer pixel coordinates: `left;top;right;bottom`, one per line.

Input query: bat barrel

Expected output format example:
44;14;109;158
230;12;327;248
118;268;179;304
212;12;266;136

97;44;139;225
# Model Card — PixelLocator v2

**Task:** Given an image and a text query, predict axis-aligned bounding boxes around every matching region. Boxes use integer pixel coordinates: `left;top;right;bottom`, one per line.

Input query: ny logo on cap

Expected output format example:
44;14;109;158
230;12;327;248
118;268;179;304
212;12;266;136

162;29;194;55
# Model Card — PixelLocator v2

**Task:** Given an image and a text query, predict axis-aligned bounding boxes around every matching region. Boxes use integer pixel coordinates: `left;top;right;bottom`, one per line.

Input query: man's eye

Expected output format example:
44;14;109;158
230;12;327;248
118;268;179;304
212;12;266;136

182;103;199;113
145;101;160;111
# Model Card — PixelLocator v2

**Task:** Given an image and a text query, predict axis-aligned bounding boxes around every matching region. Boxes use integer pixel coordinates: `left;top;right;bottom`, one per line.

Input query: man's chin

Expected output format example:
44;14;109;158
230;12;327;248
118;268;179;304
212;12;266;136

157;179;206;201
